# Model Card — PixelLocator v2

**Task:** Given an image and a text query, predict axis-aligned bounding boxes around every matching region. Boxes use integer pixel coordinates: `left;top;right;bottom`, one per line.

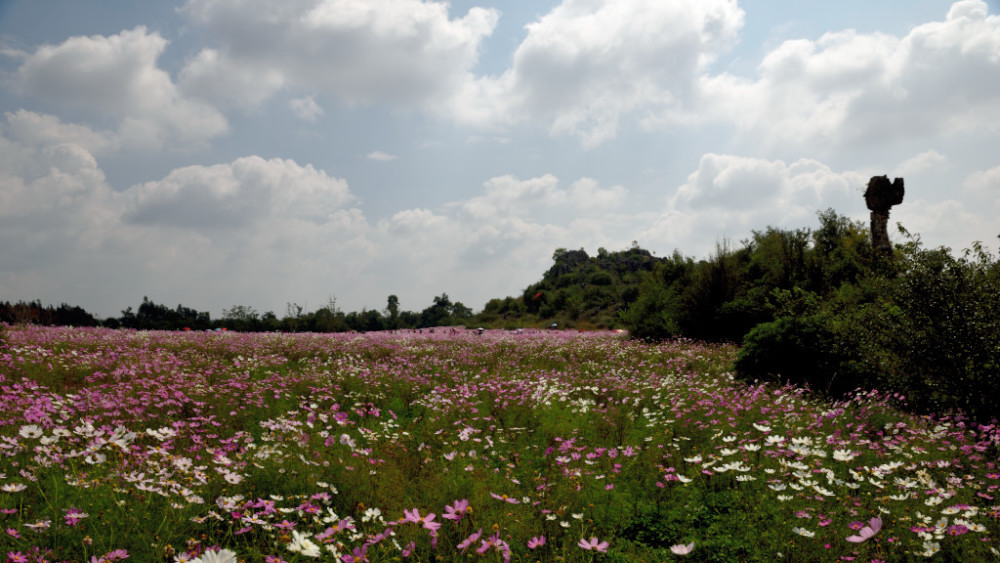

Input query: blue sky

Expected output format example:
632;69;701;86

1;0;998;319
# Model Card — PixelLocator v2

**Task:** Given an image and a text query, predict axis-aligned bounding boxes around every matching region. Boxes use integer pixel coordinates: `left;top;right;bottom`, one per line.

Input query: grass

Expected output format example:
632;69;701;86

0;325;998;562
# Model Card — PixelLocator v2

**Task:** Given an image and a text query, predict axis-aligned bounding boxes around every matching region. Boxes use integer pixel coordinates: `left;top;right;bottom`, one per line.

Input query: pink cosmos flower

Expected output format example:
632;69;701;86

578;537;609;553
342;545;368;563
670;542;695;555
421;512;441;532
7;553;28;563
527;536;546;549
846;517;882;543
457;529;483;553
489;492;520;504
443;499;470;522
401;541;416;558
946;524;969;536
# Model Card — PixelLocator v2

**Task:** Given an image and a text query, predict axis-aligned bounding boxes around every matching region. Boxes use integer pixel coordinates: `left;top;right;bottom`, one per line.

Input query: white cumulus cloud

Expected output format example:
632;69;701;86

15;27;228;150
178;0;498;109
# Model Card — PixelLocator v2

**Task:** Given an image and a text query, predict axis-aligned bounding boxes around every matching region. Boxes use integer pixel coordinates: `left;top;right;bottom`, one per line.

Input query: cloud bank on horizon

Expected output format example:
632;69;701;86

1;0;998;318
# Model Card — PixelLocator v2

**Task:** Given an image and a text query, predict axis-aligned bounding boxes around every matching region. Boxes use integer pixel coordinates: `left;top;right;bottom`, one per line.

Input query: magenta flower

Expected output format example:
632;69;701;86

401;508;421;524
401;541;416;558
342;545;368;563
420;512;441;532
527;536;546;549
400;508;439;531
846;517;882;543
578;537;610;553
670;542;695;555
946;524;969;536
489;492;520;504
443;499;471;522
457;529;483;553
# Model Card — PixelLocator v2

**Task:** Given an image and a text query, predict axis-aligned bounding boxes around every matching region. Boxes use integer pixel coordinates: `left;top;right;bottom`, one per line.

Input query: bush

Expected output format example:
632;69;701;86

735;315;861;397
737;233;1000;420
867;240;1000;419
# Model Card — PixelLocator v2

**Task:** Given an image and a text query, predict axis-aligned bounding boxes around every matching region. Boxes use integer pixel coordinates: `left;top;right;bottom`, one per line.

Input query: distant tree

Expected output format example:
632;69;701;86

420;293;453;327
222;304;260;331
385;295;401;329
284;302;305;332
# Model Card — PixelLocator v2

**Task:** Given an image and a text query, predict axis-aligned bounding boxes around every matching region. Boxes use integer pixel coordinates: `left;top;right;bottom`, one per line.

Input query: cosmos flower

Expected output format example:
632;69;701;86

670;542;695;555
443;499;471;522
489;492;520;504
191;549;238;563
846;517;882;543
577;537;609;552
18;425;43;439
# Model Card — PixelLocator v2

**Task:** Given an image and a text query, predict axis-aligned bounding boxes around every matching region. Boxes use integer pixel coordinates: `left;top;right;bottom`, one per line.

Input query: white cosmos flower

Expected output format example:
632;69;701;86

833;449;856;462
19;425;43;439
792;527;815;537
813;485;834;497
288;530;321;557
191;548;238;563
918;541;940;557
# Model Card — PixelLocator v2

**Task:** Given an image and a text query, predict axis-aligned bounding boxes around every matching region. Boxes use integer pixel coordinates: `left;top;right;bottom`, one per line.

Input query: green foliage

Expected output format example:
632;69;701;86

732;219;1000;420
0;300;102;326
843;236;1000;418
735;314;860;397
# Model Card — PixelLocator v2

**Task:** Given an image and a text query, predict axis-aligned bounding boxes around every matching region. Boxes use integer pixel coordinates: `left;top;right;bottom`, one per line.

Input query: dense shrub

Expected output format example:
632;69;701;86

735;230;1000;420
735;314;859;397
858;239;1000;419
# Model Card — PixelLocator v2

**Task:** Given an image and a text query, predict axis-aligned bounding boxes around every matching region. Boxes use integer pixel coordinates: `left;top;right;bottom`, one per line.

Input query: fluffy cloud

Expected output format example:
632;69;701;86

695;0;1000;149
457;174;627;221
178;0;498;108
453;0;745;146
14;27;228;149
893;150;949;178
641;154;868;257
123;156;355;229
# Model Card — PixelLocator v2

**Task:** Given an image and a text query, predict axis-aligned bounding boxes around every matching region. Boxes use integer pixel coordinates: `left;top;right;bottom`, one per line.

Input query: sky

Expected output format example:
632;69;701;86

1;0;999;320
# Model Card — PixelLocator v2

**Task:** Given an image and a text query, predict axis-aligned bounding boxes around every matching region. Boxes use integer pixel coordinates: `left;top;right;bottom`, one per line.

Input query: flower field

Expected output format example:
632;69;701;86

2;326;1000;562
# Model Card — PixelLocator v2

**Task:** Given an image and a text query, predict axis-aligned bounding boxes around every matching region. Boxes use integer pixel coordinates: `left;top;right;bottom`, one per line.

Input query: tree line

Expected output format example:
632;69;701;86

0;293;475;333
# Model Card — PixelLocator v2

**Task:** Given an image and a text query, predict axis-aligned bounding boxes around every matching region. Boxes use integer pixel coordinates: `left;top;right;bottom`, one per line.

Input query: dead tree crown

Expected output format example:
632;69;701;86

864;175;904;254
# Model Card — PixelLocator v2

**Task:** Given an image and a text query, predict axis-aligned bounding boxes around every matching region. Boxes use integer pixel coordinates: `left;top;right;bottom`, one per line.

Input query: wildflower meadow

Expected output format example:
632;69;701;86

2;325;999;562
